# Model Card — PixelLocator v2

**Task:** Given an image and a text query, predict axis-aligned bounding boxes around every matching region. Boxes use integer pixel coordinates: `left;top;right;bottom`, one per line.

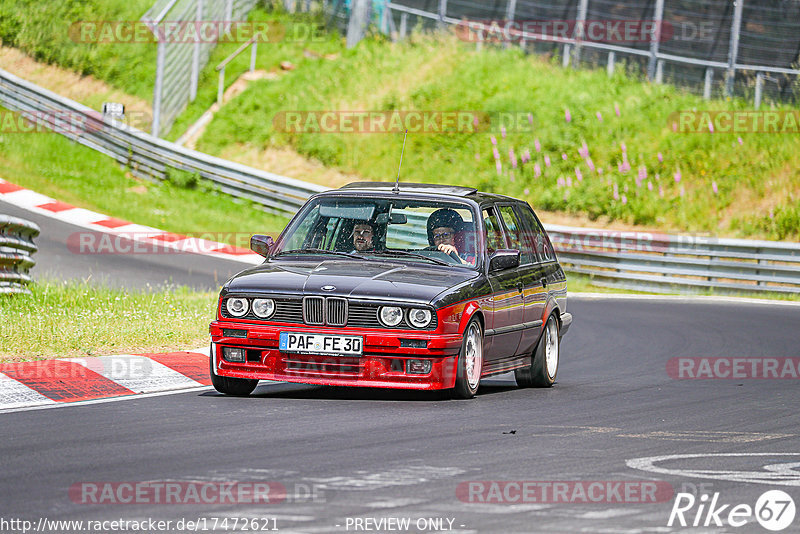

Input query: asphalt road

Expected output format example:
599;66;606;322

1;199;249;291
2;298;799;533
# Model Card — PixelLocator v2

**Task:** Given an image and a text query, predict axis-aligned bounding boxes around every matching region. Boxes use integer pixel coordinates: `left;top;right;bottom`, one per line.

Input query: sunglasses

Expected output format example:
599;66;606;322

433;231;454;240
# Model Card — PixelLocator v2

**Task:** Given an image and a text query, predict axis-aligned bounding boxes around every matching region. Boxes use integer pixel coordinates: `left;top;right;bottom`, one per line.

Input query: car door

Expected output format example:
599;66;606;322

511;202;549;356
483;205;524;362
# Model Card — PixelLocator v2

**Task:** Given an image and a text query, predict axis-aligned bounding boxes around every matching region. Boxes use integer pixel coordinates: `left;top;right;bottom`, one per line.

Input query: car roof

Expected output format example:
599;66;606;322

334;182;520;205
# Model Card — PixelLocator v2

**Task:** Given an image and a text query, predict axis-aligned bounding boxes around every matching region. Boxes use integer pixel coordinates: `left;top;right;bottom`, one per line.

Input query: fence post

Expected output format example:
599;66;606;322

655;59;664;83
226;0;233;21
399;12;407;39
725;0;744;97
703;68;713;99
573;0;588;66
504;0;517;49
438;0;447;29
346;0;372;48
250;40;258;72
607;51;615;77
218;67;225;106
190;0;204;103
152;38;166;137
647;0;664;80
562;44;571;68
754;72;763;109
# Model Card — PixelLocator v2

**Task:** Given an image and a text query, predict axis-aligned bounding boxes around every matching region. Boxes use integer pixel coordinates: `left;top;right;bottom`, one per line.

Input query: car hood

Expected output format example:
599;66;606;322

224;259;479;304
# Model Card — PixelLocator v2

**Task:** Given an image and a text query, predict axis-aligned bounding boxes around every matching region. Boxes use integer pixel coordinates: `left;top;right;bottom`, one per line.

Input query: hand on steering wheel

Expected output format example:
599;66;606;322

437;243;462;263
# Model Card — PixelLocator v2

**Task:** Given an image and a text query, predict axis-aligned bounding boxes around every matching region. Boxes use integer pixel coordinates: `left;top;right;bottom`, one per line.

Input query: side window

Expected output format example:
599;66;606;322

498;205;535;265
482;207;506;253
516;203;555;262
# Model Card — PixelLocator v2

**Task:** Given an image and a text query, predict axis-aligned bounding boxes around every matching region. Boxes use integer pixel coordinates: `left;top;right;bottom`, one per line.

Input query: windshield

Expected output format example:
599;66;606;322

273;196;481;269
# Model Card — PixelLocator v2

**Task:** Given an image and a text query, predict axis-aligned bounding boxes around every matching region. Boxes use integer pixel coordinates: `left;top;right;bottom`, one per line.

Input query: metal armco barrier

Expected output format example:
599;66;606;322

547;225;800;295
0;215;40;294
0;69;327;216
0;68;797;296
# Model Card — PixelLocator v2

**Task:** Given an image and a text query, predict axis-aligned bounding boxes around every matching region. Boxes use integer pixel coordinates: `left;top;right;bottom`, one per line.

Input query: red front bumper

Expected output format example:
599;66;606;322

209;322;464;390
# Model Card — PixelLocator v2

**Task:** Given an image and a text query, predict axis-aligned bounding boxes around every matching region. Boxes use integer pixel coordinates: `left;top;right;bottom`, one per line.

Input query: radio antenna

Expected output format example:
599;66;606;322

393;129;408;194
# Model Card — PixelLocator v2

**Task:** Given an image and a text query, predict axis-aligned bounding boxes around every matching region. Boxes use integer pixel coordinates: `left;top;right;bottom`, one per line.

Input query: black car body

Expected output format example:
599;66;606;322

209;182;572;398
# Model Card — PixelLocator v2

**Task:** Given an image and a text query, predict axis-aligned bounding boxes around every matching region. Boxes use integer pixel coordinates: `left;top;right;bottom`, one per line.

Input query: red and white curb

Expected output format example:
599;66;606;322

0;178;262;265
0;347;212;411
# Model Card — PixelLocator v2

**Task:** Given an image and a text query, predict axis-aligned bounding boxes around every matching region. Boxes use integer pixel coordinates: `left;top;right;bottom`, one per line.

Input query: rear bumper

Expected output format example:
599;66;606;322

560;312;573;336
210;321;463;390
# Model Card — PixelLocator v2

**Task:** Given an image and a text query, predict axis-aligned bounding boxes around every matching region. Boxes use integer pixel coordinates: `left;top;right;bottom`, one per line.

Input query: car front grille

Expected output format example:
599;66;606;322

221;296;436;330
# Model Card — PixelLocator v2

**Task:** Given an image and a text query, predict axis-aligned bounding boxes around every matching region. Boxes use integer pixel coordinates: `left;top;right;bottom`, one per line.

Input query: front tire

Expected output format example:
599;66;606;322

209;349;259;396
515;314;559;388
453;319;483;399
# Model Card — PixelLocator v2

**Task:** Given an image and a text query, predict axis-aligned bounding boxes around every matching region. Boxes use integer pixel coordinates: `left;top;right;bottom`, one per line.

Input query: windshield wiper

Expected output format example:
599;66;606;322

370;249;452;266
273;248;366;260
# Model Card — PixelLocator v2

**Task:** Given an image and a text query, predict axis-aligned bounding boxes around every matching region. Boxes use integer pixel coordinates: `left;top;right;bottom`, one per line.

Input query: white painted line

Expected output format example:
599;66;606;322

626;453;800;486
0;385;214;415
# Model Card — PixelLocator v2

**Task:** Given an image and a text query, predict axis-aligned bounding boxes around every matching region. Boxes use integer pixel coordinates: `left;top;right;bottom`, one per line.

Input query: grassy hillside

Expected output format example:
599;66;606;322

0;105;288;239
195;30;800;241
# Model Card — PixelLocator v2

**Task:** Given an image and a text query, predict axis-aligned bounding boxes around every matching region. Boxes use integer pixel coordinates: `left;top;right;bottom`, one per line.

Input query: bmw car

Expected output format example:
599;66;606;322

209;182;572;398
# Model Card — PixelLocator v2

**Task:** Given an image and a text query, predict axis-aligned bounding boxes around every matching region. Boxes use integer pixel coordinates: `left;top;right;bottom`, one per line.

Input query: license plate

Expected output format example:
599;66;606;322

279;332;363;356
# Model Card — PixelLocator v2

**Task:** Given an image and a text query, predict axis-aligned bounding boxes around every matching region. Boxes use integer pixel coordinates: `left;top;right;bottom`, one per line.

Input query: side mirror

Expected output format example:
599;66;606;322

489;249;520;272
250;234;274;258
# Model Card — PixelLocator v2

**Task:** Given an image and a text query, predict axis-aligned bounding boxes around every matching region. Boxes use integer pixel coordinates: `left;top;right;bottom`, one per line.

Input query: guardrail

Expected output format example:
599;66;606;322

0;68;327;216
0;215;40;294
547;226;800;295
0;68;797;296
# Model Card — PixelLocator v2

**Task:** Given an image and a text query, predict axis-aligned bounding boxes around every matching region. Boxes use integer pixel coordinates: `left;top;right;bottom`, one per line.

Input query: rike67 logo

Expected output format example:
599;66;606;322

668;490;796;531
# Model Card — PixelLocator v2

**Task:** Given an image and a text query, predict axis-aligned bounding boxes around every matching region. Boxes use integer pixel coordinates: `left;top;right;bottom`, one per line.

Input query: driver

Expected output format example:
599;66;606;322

351;221;376;252
427;209;469;264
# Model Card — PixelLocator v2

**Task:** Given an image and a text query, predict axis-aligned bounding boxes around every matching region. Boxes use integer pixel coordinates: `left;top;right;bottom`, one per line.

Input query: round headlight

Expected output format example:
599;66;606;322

252;298;275;318
408;308;432;328
379;306;403;327
226;297;249;317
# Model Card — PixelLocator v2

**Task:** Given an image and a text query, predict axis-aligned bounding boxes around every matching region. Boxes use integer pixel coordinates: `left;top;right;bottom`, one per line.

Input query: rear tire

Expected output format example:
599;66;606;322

453;319;483;399
515;314;559;388
210;349;258;396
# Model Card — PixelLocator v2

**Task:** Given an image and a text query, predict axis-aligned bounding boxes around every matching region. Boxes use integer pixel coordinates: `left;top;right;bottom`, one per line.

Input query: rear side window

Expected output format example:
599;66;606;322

498;205;535;265
516;203;555;263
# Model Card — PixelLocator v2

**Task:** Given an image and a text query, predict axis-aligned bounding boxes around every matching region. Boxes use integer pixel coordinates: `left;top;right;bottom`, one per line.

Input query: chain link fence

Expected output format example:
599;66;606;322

323;0;800;105
143;0;259;137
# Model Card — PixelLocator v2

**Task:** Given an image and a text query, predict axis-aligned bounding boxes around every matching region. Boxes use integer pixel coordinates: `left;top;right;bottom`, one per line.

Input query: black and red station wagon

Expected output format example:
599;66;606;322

209;182;572;398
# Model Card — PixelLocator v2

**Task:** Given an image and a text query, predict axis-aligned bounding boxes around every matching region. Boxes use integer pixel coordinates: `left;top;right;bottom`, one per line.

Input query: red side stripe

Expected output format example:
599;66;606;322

0;361;135;402
38;201;75;212
143;352;211;385
0;183;24;194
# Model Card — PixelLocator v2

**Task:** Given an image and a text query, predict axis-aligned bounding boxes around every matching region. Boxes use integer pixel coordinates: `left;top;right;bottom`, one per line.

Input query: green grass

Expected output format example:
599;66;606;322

0;0;158;102
194;27;800;241
0;279;215;361
0;105;288;241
